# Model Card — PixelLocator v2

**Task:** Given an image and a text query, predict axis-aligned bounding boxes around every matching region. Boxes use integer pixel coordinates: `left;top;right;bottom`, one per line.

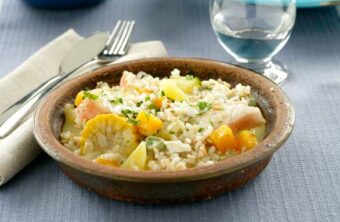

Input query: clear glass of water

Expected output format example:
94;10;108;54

210;0;296;85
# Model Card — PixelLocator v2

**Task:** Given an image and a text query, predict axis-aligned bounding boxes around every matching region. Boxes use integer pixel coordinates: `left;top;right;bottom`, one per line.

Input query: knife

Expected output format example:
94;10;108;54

0;32;109;139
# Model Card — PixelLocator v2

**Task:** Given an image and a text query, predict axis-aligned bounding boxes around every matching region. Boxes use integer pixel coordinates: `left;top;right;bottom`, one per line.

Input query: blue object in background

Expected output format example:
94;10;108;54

238;0;339;7
297;0;340;7
21;0;105;9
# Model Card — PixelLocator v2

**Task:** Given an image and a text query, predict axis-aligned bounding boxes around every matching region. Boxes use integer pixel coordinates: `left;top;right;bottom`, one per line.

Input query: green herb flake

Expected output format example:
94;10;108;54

83;91;98;100
209;119;214;126
147;104;160;112
127;119;139;125
136;101;143;107
169;131;175;134
121;109;138;119
160;90;165;96
197;101;212;114
145;96;150;101
198;128;204;133
145;136;166;150
121;109;139;125
110;97;123;105
117;98;123;103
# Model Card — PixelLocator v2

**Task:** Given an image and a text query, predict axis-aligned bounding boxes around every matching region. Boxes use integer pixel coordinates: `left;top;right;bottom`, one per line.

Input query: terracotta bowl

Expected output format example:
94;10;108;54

33;58;295;204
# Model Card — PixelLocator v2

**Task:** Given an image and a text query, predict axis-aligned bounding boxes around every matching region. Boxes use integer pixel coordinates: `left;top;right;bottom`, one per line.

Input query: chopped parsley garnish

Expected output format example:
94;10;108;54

145;96;150;101
110;97;123;105
127;119;139;125
169;131;175;134
161;90;165;96
121;109;139;125
136;101;143;107
209;119;214;126
198;128;204;133
83;91;98;100
121;109;138;119
147;104;160;112
197;101;212;114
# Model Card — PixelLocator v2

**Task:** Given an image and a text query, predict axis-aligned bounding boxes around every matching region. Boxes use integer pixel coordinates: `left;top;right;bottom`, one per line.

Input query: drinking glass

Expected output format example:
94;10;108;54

210;0;296;85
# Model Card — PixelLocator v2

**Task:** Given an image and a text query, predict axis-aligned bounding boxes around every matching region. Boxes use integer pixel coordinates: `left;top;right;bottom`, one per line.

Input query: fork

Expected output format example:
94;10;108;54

0;20;135;138
75;20;135;71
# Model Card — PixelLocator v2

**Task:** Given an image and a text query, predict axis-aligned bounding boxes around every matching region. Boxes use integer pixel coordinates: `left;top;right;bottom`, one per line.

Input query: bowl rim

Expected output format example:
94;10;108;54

33;57;295;183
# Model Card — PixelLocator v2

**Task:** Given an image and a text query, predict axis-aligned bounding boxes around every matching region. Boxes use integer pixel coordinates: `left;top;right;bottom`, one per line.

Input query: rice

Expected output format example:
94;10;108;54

60;69;265;170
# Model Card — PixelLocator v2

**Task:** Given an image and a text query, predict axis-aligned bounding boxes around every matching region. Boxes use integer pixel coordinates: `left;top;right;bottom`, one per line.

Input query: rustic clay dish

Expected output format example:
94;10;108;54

33;58;295;204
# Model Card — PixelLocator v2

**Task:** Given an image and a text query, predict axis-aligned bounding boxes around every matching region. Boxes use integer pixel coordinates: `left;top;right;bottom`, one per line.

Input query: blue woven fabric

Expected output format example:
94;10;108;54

0;1;340;221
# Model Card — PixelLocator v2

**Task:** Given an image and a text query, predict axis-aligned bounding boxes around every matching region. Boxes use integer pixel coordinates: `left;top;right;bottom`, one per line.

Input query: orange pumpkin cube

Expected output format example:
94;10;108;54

153;97;164;109
235;130;257;152
136;111;163;136
209;125;236;153
94;156;120;167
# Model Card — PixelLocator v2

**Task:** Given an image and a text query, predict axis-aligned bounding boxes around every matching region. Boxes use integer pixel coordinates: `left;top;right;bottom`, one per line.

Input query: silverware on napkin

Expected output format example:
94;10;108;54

0;20;135;139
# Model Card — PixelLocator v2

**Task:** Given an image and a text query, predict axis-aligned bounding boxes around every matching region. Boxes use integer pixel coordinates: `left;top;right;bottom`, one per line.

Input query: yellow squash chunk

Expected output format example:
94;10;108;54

74;91;84;106
236;130;258;152
94;156;120;167
62;104;81;136
79;114;139;158
160;79;186;101
209;125;236;153
121;141;147;170
136;111;163;136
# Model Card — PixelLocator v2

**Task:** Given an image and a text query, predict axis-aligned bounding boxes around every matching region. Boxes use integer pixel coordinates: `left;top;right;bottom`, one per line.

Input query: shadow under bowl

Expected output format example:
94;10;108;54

33;58;295;204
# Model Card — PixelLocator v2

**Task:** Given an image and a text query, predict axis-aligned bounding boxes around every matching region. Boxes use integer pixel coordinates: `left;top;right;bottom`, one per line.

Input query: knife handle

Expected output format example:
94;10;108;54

0;74;64;138
0;57;112;139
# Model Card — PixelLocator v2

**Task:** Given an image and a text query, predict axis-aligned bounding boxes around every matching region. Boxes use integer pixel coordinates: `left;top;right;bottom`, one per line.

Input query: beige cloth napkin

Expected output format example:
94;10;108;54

0;29;168;186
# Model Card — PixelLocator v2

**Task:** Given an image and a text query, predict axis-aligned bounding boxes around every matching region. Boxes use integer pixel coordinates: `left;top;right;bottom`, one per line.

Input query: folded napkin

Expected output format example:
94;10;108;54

0;29;168;186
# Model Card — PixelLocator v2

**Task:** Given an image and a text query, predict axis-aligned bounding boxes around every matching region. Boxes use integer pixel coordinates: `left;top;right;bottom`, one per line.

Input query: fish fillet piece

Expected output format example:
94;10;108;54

201;104;266;132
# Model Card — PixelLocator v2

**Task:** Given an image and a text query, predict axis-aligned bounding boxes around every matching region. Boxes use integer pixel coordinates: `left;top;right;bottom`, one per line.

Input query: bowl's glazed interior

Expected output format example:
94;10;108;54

34;58;294;203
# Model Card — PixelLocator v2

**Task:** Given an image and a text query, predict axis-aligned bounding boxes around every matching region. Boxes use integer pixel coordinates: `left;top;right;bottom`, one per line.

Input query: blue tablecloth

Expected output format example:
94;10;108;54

0;1;340;221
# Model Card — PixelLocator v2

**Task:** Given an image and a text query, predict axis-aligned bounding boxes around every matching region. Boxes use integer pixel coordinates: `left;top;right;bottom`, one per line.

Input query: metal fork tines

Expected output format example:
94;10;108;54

102;20;135;57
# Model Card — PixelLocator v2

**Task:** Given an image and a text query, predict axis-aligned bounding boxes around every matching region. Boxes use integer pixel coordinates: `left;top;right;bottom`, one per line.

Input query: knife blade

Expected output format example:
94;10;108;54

0;32;109;138
60;32;108;74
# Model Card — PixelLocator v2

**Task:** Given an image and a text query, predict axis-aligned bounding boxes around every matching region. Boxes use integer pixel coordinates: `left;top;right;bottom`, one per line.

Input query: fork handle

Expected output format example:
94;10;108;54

0;74;64;138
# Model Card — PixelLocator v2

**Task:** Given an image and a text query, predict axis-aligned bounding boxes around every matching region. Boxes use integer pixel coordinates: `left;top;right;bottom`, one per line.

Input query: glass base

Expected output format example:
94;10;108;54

236;60;288;85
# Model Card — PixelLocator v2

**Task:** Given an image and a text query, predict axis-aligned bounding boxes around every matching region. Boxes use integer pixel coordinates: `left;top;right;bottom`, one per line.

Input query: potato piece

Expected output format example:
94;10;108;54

121;142;147;170
250;124;266;141
136;111;163;136
62;104;81;136
173;76;201;93
160;79;186;101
